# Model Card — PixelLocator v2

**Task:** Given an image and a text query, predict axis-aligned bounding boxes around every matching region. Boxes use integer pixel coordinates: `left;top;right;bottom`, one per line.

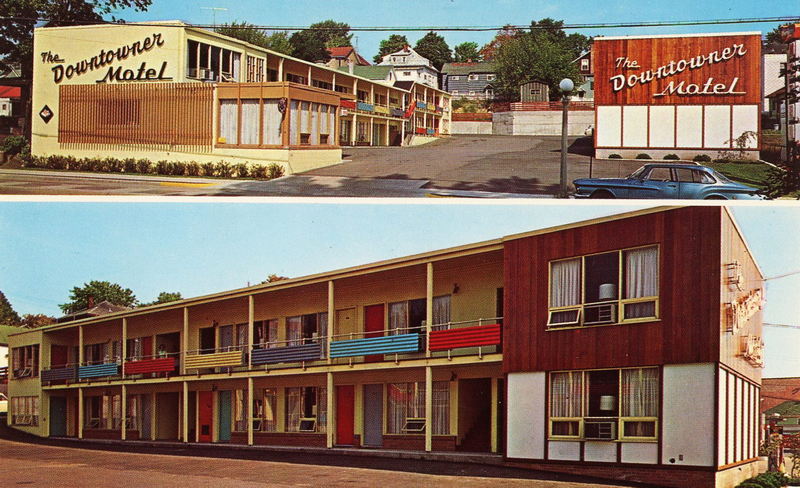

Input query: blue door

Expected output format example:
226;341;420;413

636;166;679;199
218;391;231;442
49;396;67;437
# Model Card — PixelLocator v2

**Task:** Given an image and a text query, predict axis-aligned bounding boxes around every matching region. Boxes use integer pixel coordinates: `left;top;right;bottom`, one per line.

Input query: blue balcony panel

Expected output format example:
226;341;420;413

329;333;421;358
78;363;120;379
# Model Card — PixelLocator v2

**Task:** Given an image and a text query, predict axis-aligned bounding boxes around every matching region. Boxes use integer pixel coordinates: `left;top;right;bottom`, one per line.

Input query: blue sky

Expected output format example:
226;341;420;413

112;0;796;61
1;201;798;377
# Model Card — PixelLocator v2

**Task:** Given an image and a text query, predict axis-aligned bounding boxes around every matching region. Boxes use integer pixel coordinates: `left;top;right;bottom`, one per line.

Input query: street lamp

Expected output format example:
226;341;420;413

559;78;574;198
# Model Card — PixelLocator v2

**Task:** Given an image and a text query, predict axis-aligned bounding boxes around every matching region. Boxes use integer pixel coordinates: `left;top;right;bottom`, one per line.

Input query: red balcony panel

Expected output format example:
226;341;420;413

340;99;357;109
123;357;176;375
428;323;501;351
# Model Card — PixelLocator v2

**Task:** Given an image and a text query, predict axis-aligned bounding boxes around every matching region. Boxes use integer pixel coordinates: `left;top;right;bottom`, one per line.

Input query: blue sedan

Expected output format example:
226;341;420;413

573;163;765;200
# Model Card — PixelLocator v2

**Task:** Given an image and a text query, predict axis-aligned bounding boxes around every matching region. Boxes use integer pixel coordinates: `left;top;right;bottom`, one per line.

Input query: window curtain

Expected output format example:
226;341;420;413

219;99;238;144
621;368;659;417
310;103;319;145
240;100;259;145
263;100;282;145
267;319;278;347
234;389;247;432
232;53;241;80
387;383;410;433
286;317;302;346
624;247;659;318
262;388;278;432
127;395;139;431
327;106;336;144
289;101;299;145
317;387;327;433
551;258;581;307
550;372;582;417
318;313;328;354
389;302;408;336
432;381;450;435
432;295;451;330
236;324;248;351
111;394;122;430
286;387;301;431
319;105;329;141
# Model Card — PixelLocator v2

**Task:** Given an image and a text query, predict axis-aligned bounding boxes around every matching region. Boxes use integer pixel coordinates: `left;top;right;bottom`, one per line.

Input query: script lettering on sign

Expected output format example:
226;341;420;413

726;288;764;333
741;335;764;368
609;42;748;98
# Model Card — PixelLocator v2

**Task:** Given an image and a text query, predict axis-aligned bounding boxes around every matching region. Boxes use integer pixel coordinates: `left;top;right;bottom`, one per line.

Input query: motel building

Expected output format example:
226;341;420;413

7;207;765;488
593;32;762;160
30;22;452;174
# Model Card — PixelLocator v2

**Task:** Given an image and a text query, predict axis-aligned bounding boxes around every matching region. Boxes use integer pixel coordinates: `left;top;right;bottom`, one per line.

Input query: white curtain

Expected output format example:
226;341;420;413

387;383;408;434
287;316;301;346
289;100;299;145
550;372;582;417
319;105;329;142
232;53;241;81
621;368;659;417
262;388;278;432
432;295;451;330
317;387;327;433
286;387;301;432
310;103;319;145
263;100;282;145
389;302;408;335
551;258;581;307
219;99;238;144
625;247;658;318
267;319;278;347
432;381;450;435
327;107;336;145
240;100;259;145
234;389;247;432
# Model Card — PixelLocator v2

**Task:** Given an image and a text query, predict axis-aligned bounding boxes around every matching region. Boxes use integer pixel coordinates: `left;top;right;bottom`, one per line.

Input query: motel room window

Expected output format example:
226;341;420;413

253;319;279;349
252;388;279;432
246;55;265;82
387;382;449;435
219;99;238;144
218;323;248;352
234;389;248;432
10;396;39;426
451;76;460;81
84;341;120;365
289;101;337;146
547;246;659;328
84;393;121;430
126;395;139;431
285;73;306;84
549;367;659;441
388;298;426;335
286;313;327;347
11;344;39;378
581;58;590;71
187;39;241;81
286;386;327;432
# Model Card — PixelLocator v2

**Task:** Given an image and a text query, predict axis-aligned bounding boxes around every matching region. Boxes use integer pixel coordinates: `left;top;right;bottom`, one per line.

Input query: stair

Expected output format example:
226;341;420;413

457;407;492;453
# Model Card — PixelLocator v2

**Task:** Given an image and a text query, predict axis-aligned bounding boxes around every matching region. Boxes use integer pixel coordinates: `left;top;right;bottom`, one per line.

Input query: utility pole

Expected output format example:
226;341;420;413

200;7;227;27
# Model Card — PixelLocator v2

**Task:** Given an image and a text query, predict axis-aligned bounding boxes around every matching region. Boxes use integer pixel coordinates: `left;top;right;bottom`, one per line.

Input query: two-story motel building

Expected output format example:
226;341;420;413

7;207;765;488
31;22;451;174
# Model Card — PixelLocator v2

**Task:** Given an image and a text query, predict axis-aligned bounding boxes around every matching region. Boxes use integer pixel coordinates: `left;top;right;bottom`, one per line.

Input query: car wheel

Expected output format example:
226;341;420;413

590;190;615;199
704;195;727;200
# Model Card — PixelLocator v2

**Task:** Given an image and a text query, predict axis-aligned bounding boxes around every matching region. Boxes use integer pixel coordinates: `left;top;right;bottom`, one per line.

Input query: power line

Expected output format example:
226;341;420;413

765;270;800;281
0;15;798;32
765;322;800;330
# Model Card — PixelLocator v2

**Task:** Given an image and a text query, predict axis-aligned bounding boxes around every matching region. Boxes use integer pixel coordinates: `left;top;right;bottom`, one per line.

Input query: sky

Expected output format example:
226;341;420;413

0;200;798;378
110;0;797;61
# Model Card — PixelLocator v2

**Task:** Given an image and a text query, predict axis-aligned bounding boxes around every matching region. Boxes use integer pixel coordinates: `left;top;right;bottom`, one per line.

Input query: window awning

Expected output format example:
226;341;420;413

0;86;21;98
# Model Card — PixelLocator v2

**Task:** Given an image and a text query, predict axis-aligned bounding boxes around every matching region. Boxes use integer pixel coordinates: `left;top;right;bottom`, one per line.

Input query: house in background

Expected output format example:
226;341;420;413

763;43;788;132
377;45;439;89
56;299;131;324
325;46;370;70
441;62;496;100
336;65;395;85
0;64;26;137
0;325;23;399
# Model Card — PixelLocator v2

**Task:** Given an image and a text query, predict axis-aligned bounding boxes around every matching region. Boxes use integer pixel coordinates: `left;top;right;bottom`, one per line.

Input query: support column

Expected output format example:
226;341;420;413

247;377;254;446
121;318;127;377
150;392;157;440
248;296;254;368
490;377;498;453
278;58;284;81
181;307;189;375
351;114;357;146
426;262;433;358
78;326;84;367
78;387;84;439
182;381;189;443
327;281;334;365
369;117;374;146
307;65;312;86
326;372;334;448
121;384;127;440
425;366;433;452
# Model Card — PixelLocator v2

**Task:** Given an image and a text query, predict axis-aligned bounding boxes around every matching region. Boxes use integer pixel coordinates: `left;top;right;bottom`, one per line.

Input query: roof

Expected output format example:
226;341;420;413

441;62;496;75
327;46;370;66
765;401;800;417
337;65;393;80
0;325;24;345
57;300;131;323
394;80;415;90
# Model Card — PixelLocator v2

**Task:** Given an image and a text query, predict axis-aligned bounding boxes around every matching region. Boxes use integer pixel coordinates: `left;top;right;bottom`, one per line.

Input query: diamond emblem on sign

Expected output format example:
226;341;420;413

39;105;53;123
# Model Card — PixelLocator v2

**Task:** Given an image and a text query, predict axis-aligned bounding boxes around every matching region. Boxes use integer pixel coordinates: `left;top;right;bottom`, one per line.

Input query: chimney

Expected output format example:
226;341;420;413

88;295;95;308
348;59;354;74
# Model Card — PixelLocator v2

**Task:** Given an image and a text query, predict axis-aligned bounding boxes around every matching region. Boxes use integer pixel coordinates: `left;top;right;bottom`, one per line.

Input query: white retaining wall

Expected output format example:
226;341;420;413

493;111;594;136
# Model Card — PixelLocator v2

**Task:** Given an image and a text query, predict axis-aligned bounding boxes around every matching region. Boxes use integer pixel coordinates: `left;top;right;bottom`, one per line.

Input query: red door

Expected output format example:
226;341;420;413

336;385;355;446
51;345;68;368
364;304;384;363
198;391;213;442
142;336;153;359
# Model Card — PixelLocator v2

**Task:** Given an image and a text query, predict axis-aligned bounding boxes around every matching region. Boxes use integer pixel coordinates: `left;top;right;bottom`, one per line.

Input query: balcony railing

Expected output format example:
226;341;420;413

429;318;502;353
0;366;7;384
124;353;178;375
184;348;244;370
41;365;78;383
329;327;423;359
251;338;324;366
78;362;120;380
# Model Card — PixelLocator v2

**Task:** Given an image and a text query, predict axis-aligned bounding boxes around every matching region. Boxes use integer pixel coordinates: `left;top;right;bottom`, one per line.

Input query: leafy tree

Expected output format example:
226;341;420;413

529;18;591;59
453;42;481;63
290;20;352;62
479;25;521;61
59;280;137;314
765;26;785;45
414;31;452;71
20;313;56;328
142;291;183;307
374;34;409;63
214;21;292;55
0;290;21;325
261;274;289;284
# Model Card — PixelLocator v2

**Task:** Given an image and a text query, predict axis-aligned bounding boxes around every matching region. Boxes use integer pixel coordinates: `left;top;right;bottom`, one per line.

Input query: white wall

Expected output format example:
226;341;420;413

493;111;595;136
506;372;546;459
662;363;716;467
451;121;493;135
763;53;787;111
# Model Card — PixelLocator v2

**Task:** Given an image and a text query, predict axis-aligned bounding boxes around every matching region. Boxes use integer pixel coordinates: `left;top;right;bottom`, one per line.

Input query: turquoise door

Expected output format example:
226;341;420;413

49;396;67;437
218;391;231;442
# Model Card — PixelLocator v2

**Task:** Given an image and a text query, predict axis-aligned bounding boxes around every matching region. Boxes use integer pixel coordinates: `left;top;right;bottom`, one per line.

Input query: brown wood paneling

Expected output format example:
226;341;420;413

594;34;761;105
503;207;722;373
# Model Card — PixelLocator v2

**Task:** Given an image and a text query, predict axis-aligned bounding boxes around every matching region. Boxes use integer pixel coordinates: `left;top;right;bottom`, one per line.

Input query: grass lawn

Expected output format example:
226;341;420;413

708;162;772;189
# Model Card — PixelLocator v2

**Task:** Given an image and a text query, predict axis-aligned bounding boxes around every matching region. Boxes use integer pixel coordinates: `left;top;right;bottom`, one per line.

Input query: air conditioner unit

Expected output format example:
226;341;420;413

584;421;617;440
583;303;617;325
197;69;214;80
188;68;198;78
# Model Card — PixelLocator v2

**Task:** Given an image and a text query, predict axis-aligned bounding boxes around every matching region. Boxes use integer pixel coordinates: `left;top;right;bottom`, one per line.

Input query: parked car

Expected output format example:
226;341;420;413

573;163;765;199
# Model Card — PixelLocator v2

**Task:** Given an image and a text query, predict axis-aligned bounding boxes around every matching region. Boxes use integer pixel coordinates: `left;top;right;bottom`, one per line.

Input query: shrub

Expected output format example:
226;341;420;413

267;163;285;179
635;153;652;160
694;154;712;163
608;153;622;159
663;154;680;160
234;163;250;178
170;161;186;176
106;157;124;173
1;135;28;156
201;162;217;177
122;158;137;173
155;160;170;175
136;159;153;174
216;161;233;178
186;161;201;176
251;165;268;179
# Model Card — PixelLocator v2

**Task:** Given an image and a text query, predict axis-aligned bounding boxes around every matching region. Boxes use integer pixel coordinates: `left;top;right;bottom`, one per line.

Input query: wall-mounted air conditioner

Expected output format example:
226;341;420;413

583;303;617;325
584;420;617;440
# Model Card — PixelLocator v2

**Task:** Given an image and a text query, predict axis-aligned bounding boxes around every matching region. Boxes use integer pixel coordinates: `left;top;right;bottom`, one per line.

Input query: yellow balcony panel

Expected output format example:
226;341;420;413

185;351;243;370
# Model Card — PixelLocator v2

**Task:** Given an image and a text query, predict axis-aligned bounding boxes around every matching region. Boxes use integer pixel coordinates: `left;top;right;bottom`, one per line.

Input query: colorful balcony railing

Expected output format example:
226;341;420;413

374;105;390;115
78;363;120;380
184;351;243;370
329;333;421;358
124;357;177;375
390;108;405;118
251;343;323;365
340;99;357;110
429;323;502;351
356;102;374;112
417;101;427;109
426;128;434;135
41;366;77;383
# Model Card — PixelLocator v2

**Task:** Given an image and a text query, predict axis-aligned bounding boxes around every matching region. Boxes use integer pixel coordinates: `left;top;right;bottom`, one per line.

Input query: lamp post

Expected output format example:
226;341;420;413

559;78;574;198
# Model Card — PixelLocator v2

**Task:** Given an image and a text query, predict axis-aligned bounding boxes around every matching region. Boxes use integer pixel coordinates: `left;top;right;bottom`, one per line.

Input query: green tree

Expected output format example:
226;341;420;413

20;313;56;328
529;18;590;59
142;291;183;307
479;25;521;61
0;290;21;325
374;34;409;63
493;19;583;101
290;20;352;62
414;32;452;72
261;274;289;284
59;280;137;314
765;26;784;45
214;22;293;55
453;42;481;62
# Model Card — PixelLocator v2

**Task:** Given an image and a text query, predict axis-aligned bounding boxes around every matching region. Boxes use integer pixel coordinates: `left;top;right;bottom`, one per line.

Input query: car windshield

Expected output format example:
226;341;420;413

626;166;648;179
707;168;734;184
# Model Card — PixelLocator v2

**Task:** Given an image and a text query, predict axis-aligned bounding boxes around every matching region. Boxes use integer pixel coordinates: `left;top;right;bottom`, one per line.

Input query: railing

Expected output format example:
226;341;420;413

492;101;595;112
329;325;425;359
123;352;178;375
356;101;374;112
373;105;390;115
78;361;120;380
429;318;502;356
0;366;7;384
41;365;78;383
340;99;357;110
184;348;244;370
251;338;324;366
